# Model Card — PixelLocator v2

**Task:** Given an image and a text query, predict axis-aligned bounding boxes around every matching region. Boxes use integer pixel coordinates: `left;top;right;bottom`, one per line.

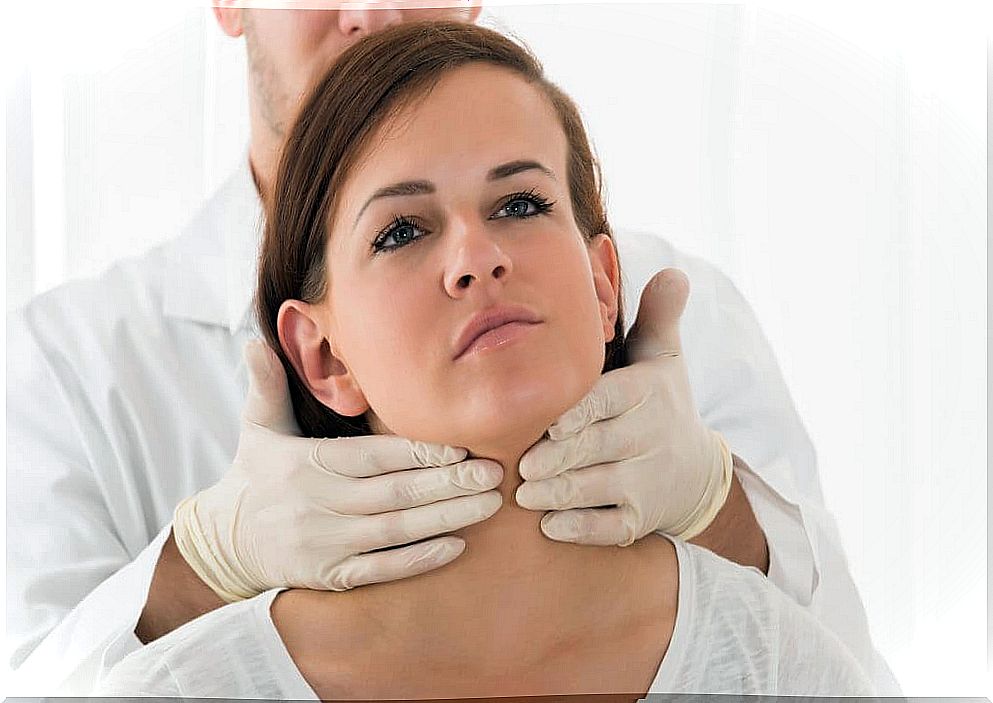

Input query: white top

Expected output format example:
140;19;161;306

6;158;900;695
94;539;875;697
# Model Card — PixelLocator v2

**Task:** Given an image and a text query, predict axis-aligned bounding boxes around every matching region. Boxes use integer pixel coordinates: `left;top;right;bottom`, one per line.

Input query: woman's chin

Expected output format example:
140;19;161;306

369;364;597;457
444;400;572;460
460;424;550;462
370;402;556;459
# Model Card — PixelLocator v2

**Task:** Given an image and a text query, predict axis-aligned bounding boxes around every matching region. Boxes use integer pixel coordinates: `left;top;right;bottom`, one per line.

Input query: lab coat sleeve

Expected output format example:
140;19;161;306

5;307;172;696
676;257;901;694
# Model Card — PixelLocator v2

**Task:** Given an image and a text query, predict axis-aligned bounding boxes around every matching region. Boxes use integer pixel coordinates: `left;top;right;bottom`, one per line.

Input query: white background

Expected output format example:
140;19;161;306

3;0;989;696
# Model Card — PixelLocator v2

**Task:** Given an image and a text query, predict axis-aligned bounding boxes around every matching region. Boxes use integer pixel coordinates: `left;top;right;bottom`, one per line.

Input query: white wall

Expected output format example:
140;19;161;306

4;0;988;696
508;6;986;693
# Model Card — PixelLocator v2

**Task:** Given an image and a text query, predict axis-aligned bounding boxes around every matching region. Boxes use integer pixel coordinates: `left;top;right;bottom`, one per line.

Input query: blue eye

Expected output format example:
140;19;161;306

502;199;537;217
372;217;427;254
491;189;556;220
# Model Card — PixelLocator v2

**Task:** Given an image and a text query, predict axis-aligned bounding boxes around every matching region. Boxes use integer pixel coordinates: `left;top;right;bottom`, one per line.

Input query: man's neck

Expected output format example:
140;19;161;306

248;138;276;205
247;91;286;203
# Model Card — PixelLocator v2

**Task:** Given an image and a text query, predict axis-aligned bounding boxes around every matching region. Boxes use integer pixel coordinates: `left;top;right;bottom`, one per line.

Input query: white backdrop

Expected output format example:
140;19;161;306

4;0;989;696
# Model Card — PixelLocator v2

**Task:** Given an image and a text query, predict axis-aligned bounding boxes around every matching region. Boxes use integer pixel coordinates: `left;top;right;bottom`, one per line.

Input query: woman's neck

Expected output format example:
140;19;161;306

438;430;635;629
281;428;679;693
456;430;555;568
466;432;537;510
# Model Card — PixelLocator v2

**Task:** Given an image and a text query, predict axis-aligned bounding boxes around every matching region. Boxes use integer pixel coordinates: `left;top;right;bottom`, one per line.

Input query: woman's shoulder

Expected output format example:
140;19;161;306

271;585;379;653
97;589;298;698
661;540;874;695
673;539;804;638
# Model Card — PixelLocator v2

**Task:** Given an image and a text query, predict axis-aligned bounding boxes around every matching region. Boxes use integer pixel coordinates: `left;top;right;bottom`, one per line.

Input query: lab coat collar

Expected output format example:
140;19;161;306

162;155;263;334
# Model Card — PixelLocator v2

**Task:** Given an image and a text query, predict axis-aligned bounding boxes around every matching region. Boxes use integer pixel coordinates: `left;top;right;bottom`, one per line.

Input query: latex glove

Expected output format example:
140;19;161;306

515;268;733;546
173;339;503;602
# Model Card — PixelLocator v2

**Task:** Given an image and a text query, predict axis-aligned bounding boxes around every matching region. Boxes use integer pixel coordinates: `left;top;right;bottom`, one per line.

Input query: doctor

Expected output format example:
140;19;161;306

6;2;897;696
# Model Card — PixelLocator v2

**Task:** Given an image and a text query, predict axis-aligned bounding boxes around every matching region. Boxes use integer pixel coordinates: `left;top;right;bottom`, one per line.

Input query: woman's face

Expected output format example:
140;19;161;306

309;64;618;453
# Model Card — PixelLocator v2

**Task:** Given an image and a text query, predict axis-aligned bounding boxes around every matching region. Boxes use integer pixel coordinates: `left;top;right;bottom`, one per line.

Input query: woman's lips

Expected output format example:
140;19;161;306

455;321;542;360
453;304;543;360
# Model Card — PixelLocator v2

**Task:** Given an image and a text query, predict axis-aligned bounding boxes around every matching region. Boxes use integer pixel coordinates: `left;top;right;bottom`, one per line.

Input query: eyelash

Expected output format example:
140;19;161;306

370;188;557;255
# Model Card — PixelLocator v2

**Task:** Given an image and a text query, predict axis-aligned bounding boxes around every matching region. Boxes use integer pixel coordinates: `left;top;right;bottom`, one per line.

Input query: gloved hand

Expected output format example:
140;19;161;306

173;339;503;602
515;268;733;546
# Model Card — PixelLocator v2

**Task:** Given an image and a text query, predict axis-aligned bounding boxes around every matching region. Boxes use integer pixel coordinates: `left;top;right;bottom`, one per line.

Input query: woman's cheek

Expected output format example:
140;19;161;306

352;328;440;437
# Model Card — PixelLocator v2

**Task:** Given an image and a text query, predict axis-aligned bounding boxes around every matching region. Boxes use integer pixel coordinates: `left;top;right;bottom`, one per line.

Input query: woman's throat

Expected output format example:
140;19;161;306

450;443;594;588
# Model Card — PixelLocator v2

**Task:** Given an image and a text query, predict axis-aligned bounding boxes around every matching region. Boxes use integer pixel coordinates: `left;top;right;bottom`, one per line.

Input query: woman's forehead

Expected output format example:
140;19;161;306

345;65;568;195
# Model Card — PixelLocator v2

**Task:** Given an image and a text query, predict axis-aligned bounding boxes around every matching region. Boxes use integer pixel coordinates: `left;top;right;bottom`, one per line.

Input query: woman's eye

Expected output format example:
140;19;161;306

501;199;538;217
492;191;555;220
373;218;426;253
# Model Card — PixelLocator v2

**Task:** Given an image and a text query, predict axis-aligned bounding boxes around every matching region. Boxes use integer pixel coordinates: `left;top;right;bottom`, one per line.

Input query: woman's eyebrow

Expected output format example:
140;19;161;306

355;180;434;226
487;159;556;181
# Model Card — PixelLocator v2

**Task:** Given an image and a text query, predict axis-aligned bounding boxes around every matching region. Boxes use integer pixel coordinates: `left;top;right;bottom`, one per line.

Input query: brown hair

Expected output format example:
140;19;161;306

256;20;627;439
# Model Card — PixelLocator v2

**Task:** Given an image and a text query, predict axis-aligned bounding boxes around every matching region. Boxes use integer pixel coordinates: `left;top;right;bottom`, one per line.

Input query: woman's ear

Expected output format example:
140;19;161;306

587;234;621;342
276;299;370;417
213;2;244;38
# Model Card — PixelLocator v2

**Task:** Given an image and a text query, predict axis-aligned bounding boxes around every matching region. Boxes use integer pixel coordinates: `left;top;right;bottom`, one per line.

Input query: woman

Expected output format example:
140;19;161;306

98;21;872;700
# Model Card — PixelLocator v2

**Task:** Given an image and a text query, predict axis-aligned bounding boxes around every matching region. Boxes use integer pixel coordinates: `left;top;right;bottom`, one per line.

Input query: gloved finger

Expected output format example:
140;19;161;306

515;463;627;512
539;505;639;547
242;338;301;435
626;268;690;364
354;490;503;552
520;412;648;481
543;365;646;442
313;434;467;478
322;536;467;591
337;459;504;515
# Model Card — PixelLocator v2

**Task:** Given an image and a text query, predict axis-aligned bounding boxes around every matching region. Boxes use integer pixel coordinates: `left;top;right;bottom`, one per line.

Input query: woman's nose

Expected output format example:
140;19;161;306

443;227;514;299
337;7;404;38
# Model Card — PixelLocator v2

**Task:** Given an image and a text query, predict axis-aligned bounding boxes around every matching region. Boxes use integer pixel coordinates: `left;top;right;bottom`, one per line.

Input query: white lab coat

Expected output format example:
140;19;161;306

6;158;900;695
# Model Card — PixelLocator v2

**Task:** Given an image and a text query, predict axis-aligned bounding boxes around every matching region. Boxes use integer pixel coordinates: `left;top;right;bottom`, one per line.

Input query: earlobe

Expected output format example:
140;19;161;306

213;2;244;39
276;300;370;417
588;234;620;342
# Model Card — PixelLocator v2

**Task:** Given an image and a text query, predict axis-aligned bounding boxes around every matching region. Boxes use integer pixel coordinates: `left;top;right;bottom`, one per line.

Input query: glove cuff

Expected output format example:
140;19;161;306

173;493;262;604
669;431;734;541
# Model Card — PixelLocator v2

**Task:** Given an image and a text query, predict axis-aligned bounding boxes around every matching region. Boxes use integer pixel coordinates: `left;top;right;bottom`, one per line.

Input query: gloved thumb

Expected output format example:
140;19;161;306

627;267;690;363
241;338;301;436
